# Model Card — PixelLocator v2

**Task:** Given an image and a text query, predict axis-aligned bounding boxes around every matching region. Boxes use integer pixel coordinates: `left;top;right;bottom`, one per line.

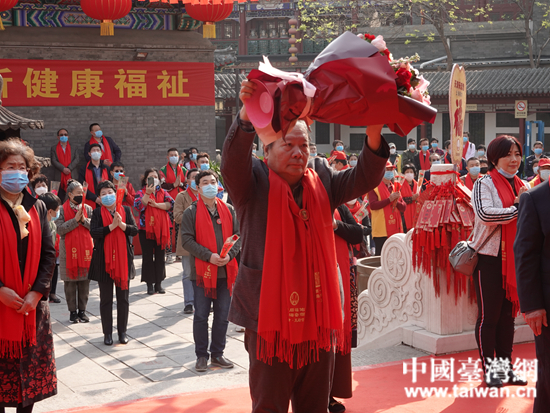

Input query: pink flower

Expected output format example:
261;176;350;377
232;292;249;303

371;35;387;52
357;33;365;39
400;61;411;71
411;76;431;105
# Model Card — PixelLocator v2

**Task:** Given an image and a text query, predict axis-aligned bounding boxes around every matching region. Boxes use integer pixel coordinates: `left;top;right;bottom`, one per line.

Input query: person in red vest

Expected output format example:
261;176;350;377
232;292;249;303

83;123;122;167
460;157;481;190
160;148;187;264
333;151;349;171
400;163;420;232
50;128;79;202
79;144;110;210
368;160;406;255
529;158;550;188
413;137;431;175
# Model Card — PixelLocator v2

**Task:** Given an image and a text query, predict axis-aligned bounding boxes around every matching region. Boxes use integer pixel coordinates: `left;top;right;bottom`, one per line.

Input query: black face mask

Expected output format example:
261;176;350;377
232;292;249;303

72;195;83;204
480;167;488;174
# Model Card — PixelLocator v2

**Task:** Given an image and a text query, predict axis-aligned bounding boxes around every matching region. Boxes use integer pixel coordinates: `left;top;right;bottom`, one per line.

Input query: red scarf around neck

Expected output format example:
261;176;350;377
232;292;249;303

165;163;185;200
186;186;198;202
400;179;418;230
194;197;238;298
189;160;197;169
0;204;41;358
488;169;523;315
101;206;129;290
345;200;362;224
85;161;109;209
258;168;343;369
63;201;93;278
419;151;431;171
462;141;470;159
333;208;352;355
464;173;477;191
376;182;403;237
56;142;72;191
89;136;113;162
145;189;171;249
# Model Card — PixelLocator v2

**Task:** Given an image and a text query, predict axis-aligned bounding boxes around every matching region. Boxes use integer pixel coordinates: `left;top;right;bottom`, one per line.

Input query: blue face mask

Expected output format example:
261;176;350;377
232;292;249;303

201;183;218;199
252;150;257;155
384;171;394;180
310;153;317;157
190;180;197;190
422;145;429;152
101;193;116;207
432;160;442;165
477;150;485;157
94;130;103;139
431;143;438;148
0;170;29;194
200;163;209;171
469;166;481;176
113;172;123;181
336;145;344;151
534;148;543;155
498;168;517;179
169;156;179;165
51;209;60;221
190;153;198;161
463;136;468;143
59;135;68;143
349;160;358;167
409;144;416;151
91;151;102;161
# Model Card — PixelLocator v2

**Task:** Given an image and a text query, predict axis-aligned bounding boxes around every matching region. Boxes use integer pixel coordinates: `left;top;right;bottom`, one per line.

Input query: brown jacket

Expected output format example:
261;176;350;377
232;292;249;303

174;189;199;256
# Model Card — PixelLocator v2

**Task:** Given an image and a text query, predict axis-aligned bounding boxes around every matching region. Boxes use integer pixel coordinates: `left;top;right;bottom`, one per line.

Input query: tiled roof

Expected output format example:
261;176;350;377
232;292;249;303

0;76;44;130
215;73;247;99
423;67;550;98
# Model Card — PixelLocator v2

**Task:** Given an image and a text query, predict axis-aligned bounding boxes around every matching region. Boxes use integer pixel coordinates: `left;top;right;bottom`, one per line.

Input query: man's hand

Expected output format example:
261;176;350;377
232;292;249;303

239;80;257;122
0;286;24;310
145;183;154;195
16;291;42;315
104;159;112;167
366;124;384;152
63;168;71;175
174;175;181;188
209;253;229;267
524;309;548;336
389;192;400;202
412;194;419;201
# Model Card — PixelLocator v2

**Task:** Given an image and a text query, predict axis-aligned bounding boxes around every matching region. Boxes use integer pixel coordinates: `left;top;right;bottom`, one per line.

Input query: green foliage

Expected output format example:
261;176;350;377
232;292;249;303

209;161;223;186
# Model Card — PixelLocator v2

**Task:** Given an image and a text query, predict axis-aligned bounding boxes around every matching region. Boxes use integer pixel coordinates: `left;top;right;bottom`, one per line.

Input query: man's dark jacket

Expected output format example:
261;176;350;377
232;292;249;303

83;135;122;163
221;117;389;331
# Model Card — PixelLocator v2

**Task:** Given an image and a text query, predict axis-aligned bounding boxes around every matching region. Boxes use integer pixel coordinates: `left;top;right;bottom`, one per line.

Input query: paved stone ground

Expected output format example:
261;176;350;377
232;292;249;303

34;258;428;413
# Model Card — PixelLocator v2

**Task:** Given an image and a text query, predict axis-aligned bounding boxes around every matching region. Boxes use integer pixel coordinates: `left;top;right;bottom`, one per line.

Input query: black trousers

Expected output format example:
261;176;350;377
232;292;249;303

534;324;550;413
50;264;59;295
244;329;335;413
373;237;387;256
473;253;515;373
138;230;166;285
98;279;129;335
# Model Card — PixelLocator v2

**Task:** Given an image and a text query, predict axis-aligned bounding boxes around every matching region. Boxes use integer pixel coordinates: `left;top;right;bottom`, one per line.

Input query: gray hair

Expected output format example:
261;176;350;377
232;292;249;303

264;120;311;152
66;180;83;195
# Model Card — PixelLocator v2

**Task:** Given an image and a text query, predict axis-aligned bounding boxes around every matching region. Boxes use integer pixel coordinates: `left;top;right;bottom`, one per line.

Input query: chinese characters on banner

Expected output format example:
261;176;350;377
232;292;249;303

449;64;467;168
0;59;215;106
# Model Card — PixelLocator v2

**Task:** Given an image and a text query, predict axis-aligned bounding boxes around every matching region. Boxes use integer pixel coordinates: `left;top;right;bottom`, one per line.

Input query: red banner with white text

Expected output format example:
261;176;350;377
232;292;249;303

0;59;215;107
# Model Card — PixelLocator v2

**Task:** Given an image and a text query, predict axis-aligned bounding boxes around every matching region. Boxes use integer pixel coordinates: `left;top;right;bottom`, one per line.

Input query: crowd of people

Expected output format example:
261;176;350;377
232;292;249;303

0;104;548;413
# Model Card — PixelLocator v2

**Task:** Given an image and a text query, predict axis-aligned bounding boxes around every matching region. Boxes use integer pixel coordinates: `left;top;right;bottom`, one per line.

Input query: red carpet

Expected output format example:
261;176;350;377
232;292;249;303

53;343;537;413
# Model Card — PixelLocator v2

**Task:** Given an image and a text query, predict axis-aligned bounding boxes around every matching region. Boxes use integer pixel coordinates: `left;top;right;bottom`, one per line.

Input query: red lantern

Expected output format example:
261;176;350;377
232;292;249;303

0;0;18;30
80;0;132;36
185;1;234;39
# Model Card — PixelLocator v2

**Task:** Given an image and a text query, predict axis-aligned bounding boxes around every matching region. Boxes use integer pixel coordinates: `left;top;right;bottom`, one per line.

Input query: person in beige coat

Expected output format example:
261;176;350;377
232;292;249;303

174;168;199;314
56;180;94;324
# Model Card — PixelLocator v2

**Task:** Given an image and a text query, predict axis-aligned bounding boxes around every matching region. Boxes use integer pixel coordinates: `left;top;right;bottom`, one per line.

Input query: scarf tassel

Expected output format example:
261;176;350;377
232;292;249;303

196;275;218;299
0;319;36;359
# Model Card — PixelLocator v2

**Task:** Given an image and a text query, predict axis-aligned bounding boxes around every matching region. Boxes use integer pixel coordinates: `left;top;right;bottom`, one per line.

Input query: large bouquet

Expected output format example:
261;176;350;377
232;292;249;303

244;31;437;145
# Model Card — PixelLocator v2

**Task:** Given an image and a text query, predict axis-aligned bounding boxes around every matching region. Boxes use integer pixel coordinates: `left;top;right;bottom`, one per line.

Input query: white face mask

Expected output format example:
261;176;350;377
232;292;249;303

541;170;550;182
390;148;396;155
153;178;160;187
346;199;356;206
404;172;414;182
35;186;48;196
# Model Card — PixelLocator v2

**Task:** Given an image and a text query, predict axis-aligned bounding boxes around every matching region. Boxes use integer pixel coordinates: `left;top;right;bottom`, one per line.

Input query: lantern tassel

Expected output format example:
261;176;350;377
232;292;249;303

0;19;4;31
100;20;114;36
203;22;215;38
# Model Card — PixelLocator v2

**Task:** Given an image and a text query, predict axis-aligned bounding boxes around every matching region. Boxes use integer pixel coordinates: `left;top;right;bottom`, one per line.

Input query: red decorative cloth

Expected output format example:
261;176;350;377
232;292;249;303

165;163;185;200
89;136;113;162
145;189;171;249
418;151;431;171
84;162;109;209
194;197;238;298
334;209;352;355
56;142;72;191
376;182;403;237
257;168;343;369
0;204;41;358
101;206;129;290
400;180;418;230
488;170;523;315
63;201;93;279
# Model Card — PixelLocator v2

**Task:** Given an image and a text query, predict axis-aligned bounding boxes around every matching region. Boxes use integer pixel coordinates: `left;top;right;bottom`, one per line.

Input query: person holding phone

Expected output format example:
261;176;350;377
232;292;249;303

134;168;174;295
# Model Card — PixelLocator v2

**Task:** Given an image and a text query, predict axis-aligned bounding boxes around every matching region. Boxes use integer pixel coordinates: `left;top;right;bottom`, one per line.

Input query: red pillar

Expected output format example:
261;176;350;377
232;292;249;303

239;8;247;55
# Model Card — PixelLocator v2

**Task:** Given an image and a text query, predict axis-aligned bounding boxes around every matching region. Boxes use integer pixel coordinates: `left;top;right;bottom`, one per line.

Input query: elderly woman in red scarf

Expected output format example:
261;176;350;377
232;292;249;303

470;135;529;388
0;140;56;413
89;181;138;346
134;168;174;296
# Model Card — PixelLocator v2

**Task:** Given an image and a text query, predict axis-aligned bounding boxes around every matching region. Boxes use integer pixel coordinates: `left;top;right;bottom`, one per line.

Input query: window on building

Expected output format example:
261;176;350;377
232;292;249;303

385;134;407;151
315;121;330;145
468;113;485;146
496;111;519;127
350;134;364;151
416;122;432;143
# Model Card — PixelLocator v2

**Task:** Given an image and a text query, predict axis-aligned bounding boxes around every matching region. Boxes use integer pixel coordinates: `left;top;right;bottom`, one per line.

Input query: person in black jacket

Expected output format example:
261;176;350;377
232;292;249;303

514;181;550;413
88;181;138;346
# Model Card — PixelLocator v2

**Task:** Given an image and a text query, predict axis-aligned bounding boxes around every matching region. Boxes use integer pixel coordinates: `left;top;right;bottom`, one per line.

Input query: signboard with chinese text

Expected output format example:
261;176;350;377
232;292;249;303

449;65;467;168
0;59;214;107
515;100;528;118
